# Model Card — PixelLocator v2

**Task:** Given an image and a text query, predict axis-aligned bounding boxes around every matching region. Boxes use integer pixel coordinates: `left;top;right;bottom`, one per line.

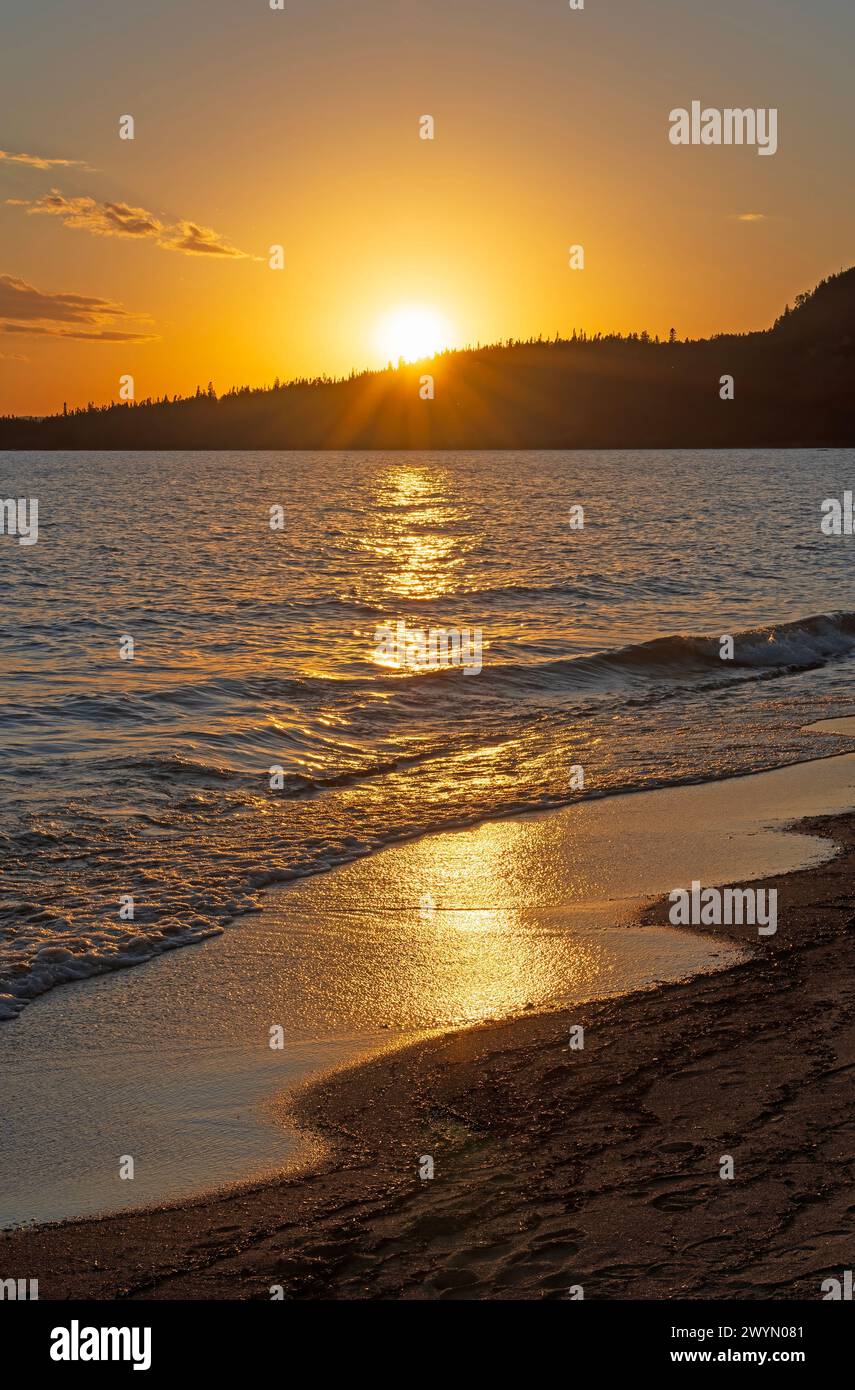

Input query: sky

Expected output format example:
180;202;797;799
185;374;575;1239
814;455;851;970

1;0;853;415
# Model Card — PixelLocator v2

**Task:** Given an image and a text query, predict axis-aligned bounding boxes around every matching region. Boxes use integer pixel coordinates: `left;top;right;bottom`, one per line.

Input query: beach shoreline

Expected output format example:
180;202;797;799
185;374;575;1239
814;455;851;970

4;803;854;1301
6;748;855;1230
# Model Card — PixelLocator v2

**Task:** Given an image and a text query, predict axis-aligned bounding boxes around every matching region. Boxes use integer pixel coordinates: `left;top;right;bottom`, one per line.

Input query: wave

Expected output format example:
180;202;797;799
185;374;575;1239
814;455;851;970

6;612;855;750
398;610;855;698
571;609;855;682
4;608;855;1021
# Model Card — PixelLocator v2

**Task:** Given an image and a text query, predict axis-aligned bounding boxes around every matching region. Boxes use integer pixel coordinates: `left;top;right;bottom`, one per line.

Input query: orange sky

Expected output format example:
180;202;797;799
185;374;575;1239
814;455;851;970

1;0;854;416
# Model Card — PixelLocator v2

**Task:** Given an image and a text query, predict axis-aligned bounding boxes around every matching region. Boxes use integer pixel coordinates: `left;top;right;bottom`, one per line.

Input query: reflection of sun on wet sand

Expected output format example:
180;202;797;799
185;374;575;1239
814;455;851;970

5;749;855;1297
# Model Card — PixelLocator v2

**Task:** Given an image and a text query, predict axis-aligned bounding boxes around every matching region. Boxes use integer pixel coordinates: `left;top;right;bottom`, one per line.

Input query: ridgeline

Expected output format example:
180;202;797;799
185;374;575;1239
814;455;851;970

3;268;854;450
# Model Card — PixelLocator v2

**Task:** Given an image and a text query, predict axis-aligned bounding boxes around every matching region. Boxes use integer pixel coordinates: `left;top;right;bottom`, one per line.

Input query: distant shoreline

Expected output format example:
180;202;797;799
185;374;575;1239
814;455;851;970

2;266;855;450
3;443;854;453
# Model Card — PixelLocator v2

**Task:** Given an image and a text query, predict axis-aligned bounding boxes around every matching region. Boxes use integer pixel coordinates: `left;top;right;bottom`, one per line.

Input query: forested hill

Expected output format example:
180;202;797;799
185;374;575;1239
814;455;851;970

3;268;854;450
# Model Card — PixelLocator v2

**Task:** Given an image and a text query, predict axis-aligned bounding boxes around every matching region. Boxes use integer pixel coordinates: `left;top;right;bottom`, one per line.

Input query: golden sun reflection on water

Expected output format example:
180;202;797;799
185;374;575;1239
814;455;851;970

360;464;473;602
279;813;621;1029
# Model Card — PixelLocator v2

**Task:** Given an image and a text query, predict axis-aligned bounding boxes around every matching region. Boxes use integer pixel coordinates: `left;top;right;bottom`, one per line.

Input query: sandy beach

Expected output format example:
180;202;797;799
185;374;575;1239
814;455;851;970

4;771;855;1301
5;0;855;1346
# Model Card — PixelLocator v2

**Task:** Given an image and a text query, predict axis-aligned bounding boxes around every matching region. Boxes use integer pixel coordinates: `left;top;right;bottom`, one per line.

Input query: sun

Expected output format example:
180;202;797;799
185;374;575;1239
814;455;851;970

376;305;454;364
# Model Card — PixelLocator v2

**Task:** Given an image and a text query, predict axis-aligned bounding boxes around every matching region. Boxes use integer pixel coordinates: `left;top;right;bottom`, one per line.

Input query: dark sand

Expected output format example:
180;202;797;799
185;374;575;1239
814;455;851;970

5;811;855;1301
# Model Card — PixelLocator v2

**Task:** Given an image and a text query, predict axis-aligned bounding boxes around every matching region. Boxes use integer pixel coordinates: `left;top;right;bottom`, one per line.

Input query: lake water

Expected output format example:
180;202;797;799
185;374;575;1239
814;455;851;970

2;448;855;1019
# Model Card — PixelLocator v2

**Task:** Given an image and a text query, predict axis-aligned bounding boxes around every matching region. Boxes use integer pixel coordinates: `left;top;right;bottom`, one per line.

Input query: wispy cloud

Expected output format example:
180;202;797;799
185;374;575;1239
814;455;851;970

0;273;157;342
8;189;253;258
729;212;768;222
0;149;92;171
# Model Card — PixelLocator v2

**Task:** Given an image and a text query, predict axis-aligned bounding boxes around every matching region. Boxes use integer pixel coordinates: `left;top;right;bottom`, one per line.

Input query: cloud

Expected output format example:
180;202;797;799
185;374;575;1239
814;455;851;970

169;221;250;256
8;189;252;258
0;148;92;171
2;323;156;342
729;212;767;222
0;273;157;342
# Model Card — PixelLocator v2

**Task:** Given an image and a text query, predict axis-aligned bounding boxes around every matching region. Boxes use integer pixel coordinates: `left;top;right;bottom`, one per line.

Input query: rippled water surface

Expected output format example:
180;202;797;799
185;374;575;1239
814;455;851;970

2;449;854;1016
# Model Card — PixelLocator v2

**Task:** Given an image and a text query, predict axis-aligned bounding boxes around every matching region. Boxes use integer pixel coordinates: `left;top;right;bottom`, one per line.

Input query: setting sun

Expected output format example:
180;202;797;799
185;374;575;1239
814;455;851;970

375;305;455;364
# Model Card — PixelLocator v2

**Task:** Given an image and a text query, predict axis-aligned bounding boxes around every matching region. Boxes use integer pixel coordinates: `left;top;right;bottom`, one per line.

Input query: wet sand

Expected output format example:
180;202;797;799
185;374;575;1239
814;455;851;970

5;751;855;1227
4;798;855;1301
